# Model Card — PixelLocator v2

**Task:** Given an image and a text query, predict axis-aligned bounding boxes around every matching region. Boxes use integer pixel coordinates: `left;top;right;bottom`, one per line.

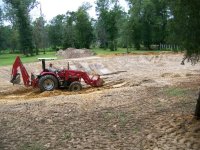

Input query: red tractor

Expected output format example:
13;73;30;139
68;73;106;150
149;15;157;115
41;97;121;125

10;56;103;92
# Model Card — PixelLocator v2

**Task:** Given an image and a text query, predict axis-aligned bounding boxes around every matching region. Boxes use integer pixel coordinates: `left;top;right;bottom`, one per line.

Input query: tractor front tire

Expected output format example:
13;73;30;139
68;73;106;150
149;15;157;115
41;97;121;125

69;81;82;92
39;75;58;92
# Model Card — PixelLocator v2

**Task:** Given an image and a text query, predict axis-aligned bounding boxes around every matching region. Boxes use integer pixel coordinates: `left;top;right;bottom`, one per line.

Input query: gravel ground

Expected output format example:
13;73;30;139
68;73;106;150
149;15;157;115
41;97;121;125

0;53;200;150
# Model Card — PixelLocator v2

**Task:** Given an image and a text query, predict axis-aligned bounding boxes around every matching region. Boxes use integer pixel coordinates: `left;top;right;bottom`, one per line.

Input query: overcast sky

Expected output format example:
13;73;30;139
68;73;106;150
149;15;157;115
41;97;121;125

0;0;129;22
31;0;129;21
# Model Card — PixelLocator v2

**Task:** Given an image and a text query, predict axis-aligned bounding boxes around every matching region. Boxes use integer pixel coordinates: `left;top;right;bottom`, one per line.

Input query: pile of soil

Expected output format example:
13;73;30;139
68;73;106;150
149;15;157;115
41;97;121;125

56;48;95;59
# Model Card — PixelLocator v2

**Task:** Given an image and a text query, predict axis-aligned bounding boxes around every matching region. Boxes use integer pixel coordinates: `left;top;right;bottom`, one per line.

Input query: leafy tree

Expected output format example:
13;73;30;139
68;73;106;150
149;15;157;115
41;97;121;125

117;11;130;48
0;26;8;51
33;16;47;54
127;0;169;50
106;2;122;51
95;0;110;49
49;3;94;49
63;11;76;48
3;0;38;56
0;26;19;53
74;4;93;49
95;0;123;50
0;6;3;25
0;6;4;51
127;0;143;49
170;0;200;58
48;14;65;50
9;27;20;52
0;6;19;52
151;0;168;45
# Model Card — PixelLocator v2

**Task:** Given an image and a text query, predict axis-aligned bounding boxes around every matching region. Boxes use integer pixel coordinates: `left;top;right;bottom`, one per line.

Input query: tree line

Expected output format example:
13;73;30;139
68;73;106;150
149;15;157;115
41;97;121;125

0;0;199;57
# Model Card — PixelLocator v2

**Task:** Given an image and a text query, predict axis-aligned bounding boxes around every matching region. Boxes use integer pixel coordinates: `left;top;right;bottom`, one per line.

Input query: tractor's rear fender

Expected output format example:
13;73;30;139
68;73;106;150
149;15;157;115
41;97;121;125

39;72;57;77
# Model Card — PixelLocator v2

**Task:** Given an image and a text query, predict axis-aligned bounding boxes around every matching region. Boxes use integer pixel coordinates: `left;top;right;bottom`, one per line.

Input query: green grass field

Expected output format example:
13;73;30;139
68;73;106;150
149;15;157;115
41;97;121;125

0;51;56;66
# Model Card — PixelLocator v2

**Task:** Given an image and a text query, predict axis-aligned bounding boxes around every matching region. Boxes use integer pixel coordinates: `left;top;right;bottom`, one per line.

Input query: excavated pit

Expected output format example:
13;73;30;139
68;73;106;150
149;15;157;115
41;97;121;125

1;53;200;149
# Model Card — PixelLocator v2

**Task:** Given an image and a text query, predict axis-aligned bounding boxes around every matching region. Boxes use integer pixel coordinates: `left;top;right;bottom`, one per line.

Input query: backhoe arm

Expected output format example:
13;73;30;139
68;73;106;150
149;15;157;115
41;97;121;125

10;56;30;86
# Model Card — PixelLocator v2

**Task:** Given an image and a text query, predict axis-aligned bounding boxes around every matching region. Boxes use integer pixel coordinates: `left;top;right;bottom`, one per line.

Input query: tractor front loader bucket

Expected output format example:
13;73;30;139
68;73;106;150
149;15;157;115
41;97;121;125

92;76;104;87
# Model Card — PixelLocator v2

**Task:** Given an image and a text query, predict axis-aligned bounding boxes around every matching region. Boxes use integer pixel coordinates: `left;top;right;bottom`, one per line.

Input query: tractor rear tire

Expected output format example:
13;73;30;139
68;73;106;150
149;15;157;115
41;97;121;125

69;81;82;92
39;75;58;92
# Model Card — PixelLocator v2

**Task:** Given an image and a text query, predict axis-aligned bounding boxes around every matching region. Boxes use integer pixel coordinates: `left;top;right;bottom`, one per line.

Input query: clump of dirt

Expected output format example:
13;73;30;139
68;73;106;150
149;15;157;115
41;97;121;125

56;48;95;59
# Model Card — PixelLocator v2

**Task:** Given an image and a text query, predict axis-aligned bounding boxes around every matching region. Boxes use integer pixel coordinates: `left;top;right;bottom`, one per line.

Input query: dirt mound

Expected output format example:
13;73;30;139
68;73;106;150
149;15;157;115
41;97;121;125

56;48;95;59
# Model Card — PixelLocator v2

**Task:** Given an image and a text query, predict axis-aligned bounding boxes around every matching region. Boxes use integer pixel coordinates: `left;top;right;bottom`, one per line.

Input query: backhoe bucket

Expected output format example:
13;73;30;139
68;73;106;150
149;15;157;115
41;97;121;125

10;73;21;85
